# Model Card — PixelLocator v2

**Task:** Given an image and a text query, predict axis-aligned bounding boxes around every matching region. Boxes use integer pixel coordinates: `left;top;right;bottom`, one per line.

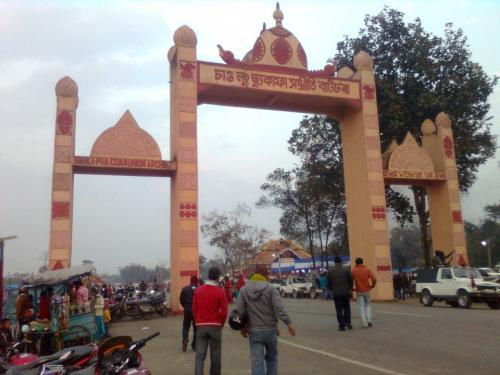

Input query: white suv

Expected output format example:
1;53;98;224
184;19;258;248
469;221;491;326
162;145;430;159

416;267;500;309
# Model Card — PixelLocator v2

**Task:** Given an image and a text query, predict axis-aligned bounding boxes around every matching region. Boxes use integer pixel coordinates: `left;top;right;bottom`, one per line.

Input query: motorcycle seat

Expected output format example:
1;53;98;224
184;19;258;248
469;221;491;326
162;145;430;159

6;345;95;374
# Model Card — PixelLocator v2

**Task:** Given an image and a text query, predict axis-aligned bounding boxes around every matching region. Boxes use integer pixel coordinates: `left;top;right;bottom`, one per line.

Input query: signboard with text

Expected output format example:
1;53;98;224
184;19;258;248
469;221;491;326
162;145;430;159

198;62;360;101
73;156;176;171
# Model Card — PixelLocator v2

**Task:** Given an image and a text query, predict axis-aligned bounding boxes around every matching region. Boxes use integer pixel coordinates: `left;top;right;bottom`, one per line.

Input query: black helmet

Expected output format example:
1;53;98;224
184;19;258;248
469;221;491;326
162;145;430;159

228;310;249;331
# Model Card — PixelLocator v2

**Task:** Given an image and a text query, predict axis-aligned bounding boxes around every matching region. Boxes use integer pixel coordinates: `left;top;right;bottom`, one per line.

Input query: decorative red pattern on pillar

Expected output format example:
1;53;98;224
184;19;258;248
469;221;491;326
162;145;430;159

271;37;292;65
57;111;73;135
52;260;64;270
52;202;70;218
252;37;265;62
443;136;454;158
452;210;462;223
297;43;307;68
372;206;386;220
179;202;197;220
180;61;196;80
180;270;198;277
376;265;391;272
362;85;375;100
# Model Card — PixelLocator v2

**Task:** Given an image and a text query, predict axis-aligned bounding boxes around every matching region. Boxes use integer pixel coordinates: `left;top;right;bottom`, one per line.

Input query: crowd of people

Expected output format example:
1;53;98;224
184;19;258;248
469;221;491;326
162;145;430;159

179;255;378;375
393;269;416;300
0;279;118;356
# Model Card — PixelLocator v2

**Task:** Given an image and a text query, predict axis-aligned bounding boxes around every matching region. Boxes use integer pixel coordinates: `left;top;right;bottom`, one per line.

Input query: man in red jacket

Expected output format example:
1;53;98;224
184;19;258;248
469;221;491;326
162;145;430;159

193;267;228;375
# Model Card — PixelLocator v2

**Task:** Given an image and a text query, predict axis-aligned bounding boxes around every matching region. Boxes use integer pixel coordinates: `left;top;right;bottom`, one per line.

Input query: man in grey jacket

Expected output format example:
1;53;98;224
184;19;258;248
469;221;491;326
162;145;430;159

236;265;296;375
327;255;354;331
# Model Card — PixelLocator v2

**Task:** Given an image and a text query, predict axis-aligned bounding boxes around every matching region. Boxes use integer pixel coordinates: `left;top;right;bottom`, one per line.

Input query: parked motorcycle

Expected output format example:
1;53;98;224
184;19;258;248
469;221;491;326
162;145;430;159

0;341;39;373
4;343;99;375
112;293;167;321
69;332;160;374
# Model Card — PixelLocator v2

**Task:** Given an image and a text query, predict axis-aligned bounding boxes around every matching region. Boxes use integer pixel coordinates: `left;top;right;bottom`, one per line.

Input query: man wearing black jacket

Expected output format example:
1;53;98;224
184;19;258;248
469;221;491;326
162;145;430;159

179;275;199;352
327;256;354;331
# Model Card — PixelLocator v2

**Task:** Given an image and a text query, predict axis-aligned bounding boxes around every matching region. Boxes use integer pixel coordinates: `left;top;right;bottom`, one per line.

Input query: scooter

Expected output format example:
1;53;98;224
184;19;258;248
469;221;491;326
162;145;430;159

69;332;160;374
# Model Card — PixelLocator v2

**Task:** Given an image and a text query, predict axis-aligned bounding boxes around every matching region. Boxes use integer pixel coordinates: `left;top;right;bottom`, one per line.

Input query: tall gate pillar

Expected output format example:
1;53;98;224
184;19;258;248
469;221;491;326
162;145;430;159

48;77;78;270
423;114;468;265
169;26;200;311
339;52;393;300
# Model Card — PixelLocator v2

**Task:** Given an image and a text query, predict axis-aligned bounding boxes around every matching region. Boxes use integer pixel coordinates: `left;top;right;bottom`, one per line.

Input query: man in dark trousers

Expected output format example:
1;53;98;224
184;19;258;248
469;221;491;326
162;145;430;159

180;275;199;352
193;267;228;375
327;256;354;331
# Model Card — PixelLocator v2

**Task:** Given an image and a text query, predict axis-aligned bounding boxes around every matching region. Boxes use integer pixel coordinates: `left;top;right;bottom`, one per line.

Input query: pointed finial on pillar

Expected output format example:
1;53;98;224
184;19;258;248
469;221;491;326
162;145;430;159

353;50;374;71
273;2;284;27
167;45;176;63
55;76;78;97
435;112;452;129
173;25;197;47
421;119;437;136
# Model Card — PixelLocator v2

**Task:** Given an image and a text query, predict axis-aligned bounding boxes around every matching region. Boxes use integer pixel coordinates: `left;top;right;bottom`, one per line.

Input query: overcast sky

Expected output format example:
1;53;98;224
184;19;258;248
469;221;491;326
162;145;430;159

1;0;499;275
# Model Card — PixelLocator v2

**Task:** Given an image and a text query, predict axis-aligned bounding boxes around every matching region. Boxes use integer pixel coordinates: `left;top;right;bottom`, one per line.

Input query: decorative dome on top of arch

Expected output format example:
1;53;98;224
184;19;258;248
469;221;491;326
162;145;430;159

218;3;308;71
385;132;434;172
90;110;162;160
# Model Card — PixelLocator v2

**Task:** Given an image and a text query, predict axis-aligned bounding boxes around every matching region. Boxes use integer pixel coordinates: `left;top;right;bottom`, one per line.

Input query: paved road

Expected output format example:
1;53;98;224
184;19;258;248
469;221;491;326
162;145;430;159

111;298;499;375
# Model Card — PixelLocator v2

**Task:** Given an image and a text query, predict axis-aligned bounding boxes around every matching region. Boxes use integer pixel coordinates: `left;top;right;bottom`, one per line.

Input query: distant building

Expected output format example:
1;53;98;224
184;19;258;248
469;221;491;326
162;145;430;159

247;239;311;275
246;238;349;277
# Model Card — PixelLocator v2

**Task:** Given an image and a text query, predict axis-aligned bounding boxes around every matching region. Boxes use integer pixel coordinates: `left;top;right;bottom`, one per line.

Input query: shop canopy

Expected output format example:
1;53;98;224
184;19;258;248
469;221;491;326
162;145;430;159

27;263;96;287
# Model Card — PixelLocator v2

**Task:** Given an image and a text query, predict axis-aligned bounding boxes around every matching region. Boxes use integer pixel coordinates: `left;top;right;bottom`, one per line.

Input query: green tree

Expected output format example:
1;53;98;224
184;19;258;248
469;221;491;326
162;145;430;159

333;7;497;266
201;204;270;274
258;167;318;266
390;226;422;269
119;263;152;283
259;115;414;266
465;202;500;267
485;202;500;222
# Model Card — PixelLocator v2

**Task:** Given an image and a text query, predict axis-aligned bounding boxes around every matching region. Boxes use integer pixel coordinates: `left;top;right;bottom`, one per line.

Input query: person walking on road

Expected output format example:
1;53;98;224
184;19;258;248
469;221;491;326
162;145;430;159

327;256;354;331
319;272;329;300
180;275;199;352
235;264;296;375
235;275;245;298
223;276;233;304
393;269;406;300
352;257;377;328
193;267;228;375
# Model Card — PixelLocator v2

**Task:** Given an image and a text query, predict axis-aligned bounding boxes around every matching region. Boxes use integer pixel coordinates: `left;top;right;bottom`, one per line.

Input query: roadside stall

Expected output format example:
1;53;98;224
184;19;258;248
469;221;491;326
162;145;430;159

24;264;98;354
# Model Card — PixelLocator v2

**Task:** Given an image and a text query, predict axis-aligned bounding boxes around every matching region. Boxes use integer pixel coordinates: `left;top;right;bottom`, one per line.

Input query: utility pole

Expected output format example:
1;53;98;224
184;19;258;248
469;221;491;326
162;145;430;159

0;236;17;318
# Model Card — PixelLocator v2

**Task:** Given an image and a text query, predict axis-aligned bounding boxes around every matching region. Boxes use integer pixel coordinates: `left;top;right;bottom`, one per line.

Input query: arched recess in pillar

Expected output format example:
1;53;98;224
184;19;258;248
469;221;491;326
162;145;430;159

382;113;468;266
48;92;176;270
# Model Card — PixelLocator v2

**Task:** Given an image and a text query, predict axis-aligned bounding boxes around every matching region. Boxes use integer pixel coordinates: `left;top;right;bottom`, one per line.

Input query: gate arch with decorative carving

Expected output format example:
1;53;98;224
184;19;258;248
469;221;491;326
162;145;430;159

48;4;468;311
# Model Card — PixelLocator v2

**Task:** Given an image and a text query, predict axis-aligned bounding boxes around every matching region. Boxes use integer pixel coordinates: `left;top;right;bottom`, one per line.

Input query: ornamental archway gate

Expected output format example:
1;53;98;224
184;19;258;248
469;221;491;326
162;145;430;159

48;5;468;311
